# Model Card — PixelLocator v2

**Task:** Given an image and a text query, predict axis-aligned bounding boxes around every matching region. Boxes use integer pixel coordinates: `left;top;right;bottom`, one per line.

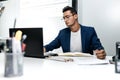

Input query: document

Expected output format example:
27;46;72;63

58;52;92;57
46;52;109;64
76;57;109;65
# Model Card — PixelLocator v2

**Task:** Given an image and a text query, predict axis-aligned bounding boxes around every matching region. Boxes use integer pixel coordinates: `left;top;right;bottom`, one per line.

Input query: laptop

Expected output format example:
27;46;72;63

9;28;46;58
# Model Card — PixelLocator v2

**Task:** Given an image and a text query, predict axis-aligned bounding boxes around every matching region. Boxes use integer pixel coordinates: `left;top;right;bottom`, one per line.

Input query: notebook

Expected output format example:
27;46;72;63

9;28;46;58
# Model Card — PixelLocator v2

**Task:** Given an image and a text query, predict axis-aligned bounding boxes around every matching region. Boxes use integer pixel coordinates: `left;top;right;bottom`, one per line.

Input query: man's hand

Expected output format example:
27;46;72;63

43;47;46;53
94;49;106;59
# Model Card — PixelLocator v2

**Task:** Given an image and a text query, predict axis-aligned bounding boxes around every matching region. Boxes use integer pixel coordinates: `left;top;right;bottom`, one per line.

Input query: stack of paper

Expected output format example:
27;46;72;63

58;52;93;57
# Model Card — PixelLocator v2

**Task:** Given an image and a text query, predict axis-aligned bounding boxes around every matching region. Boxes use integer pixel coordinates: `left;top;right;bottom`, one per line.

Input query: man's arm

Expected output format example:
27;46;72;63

90;27;106;59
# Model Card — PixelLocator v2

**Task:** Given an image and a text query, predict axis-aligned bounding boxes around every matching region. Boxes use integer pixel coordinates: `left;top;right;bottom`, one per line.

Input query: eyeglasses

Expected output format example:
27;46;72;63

62;15;74;20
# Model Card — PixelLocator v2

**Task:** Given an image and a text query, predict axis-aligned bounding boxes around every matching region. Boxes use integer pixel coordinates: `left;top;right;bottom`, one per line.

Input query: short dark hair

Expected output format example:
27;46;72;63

62;6;77;14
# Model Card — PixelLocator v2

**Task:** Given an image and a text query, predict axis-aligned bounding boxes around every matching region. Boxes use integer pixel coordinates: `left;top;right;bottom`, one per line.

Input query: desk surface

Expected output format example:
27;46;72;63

0;53;119;80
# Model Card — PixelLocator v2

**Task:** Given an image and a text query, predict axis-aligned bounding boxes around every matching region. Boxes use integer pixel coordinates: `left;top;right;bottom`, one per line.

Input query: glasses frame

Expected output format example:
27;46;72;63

62;14;74;21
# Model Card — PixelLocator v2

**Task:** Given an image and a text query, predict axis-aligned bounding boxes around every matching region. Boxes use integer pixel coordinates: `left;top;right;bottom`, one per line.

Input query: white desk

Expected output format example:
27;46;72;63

0;53;119;80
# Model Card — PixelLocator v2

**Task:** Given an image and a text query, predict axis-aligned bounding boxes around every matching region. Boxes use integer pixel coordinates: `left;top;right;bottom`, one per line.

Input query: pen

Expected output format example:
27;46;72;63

48;57;74;62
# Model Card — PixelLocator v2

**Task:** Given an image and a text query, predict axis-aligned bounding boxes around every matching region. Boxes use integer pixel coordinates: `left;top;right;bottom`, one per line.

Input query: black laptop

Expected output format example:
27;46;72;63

9;28;45;58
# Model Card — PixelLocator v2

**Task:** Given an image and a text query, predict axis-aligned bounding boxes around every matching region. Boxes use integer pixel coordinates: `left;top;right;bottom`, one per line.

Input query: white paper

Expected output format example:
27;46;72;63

76;57;109;65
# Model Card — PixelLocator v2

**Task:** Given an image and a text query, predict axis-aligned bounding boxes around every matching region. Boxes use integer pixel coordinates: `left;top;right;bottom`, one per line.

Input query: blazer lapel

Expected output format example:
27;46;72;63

81;26;86;52
66;29;71;52
63;28;70;52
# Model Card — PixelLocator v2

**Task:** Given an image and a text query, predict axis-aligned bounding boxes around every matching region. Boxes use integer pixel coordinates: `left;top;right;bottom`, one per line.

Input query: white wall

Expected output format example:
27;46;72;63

0;0;19;38
17;0;72;53
78;0;120;56
0;0;71;53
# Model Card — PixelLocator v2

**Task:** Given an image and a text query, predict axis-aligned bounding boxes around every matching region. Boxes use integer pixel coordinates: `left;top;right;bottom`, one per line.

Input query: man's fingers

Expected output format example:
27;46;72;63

95;50;106;59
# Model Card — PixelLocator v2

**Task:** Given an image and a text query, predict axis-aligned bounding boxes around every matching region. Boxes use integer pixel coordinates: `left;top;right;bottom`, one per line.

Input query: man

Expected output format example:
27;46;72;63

44;6;106;59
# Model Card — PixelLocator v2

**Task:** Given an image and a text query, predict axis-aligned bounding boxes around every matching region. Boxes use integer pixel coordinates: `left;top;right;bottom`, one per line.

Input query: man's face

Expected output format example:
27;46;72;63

63;10;77;27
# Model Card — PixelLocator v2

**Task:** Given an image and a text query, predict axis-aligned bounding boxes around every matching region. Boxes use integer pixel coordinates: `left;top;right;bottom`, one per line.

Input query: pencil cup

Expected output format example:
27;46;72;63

4;52;23;77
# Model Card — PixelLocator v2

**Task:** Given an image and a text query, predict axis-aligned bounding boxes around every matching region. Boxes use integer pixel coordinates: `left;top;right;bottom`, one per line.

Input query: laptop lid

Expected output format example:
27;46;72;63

9;28;45;58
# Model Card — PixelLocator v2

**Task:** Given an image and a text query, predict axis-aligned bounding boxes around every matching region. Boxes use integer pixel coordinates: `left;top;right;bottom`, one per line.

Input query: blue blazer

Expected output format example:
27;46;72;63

45;25;104;54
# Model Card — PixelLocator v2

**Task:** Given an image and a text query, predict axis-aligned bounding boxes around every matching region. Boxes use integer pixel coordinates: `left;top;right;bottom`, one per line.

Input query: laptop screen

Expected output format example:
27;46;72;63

9;28;45;58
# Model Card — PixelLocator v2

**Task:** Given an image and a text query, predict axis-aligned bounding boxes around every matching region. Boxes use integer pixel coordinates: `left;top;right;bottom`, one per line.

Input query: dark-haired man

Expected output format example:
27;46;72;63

44;6;106;59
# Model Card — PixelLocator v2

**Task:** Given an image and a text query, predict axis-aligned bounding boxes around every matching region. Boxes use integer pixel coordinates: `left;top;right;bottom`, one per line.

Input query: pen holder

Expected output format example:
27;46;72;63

4;52;24;77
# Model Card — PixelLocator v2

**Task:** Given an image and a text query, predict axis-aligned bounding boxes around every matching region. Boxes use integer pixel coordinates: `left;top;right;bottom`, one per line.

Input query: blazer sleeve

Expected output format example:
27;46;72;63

44;31;61;52
91;27;104;50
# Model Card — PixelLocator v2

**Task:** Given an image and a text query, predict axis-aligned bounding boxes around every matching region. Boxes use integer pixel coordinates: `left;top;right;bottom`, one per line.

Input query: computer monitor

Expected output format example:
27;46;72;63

9;28;45;58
